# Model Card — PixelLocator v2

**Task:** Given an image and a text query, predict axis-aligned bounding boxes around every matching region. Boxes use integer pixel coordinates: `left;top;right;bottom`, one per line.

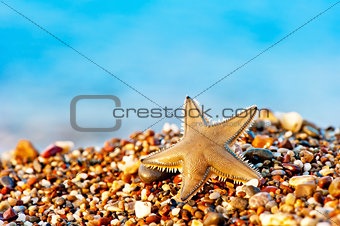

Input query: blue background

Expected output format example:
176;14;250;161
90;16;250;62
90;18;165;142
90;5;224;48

1;0;339;151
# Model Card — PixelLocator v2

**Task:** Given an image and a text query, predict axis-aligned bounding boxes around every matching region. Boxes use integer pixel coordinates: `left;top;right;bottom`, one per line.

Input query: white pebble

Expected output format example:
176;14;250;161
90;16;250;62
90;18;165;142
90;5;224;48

294;160;303;168
41;179;51;187
78;173;88;180
284;131;293;137
304;163;312;172
171;207;181;216
21;196;31;204
209;191;220;199
246;179;259;187
25;168;34;174
162;122;171;132
51;215;61;224
17;181;25;187
17;213;26;222
134;201;151;218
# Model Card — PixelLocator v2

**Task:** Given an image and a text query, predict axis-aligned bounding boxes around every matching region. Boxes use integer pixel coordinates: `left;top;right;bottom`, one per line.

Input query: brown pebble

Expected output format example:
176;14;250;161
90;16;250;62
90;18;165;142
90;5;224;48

159;205;170;216
282;154;291;163
282;163;301;172
279;138;293;149
194;210;204;219
3;207;17;221
300;150;314;163
145;214;161;224
41;144;63;158
261;186;278;193
181;209;191;221
329;178;340;198
27;177;37;187
313;191;324;203
203;212;225;225
295;181;316;198
98;217;110;226
319;176;332;189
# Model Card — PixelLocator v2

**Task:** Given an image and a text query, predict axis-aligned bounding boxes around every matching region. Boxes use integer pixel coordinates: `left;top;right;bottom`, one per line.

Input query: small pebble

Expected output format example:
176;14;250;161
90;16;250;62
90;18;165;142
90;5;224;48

135;201;151;218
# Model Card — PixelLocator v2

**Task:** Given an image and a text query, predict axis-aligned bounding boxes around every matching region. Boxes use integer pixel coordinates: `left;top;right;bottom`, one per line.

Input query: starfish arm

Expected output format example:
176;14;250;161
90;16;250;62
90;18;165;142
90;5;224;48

141;142;185;171
207;145;262;183
179;161;211;202
206;105;257;146
182;96;208;136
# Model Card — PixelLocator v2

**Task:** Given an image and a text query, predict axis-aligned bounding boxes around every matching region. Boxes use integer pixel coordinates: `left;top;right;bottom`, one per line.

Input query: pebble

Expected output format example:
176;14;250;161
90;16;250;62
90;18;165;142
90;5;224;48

145;214;161;224
203;212;225;225
300;150;314;163
0;176;14;189
295;181;316;198
261;186;278;193
260;213;297;226
251;136;274;149
209;191;220;199
318;176;332;189
289;175;315;187
135;201;152;218
280;112;303;132
3;207;17;221
13;206;25;213
282;163;301;172
40;144;63;158
319;168;334;176
293;160;303;168
300;217;318;226
32;160;42;172
13;139;39;161
285;193;296;206
192;219;204;226
171;208;181;216
249;192;272;209
279;139;294;149
271;170;285;176
98;217;110;225
303;163;312;171
229;197;248;210
243;185;260;197
245;178;258;187
55;197;65;206
329;178;340;198
243;148;273;162
138;164;173;184
303;125;320;137
17;213;26;222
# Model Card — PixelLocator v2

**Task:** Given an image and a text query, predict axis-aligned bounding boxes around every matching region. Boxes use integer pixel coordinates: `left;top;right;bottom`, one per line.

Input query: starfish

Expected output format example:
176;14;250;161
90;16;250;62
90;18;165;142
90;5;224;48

141;96;262;202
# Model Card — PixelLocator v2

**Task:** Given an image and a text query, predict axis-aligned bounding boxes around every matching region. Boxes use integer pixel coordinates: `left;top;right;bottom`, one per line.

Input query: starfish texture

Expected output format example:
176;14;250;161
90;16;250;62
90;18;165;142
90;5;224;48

141;96;262;202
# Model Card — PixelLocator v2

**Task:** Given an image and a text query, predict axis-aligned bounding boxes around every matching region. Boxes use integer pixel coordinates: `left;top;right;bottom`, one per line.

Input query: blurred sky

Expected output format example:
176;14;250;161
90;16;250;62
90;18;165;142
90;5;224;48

0;0;339;152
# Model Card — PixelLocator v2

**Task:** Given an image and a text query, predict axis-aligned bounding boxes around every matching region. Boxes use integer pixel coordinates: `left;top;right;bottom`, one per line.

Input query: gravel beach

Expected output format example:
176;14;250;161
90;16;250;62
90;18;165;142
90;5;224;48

1;110;340;226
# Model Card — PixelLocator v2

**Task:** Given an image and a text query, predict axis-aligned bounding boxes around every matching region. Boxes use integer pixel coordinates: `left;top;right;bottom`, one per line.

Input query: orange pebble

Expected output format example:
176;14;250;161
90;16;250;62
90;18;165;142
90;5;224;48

252;135;274;148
